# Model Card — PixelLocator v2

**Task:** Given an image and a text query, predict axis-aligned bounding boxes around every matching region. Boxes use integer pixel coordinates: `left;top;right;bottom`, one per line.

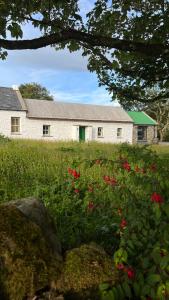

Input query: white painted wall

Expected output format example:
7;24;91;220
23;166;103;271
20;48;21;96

0;110;133;143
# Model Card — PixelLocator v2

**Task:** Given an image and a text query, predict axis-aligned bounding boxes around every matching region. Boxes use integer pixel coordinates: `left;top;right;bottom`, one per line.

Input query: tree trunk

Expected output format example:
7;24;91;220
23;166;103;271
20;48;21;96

159;130;164;142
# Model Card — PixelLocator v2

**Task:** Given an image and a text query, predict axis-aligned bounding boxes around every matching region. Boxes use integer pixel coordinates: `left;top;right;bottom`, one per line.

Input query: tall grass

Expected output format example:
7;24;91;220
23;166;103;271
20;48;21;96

0;139;168;202
0;140;118;201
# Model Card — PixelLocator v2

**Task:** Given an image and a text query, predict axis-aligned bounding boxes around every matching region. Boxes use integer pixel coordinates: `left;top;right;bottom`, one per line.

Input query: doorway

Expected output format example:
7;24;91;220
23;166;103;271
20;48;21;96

79;126;85;141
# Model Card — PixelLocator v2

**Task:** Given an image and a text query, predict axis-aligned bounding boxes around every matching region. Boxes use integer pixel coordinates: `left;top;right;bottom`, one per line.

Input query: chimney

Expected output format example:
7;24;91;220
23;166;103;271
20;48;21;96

12;85;19;91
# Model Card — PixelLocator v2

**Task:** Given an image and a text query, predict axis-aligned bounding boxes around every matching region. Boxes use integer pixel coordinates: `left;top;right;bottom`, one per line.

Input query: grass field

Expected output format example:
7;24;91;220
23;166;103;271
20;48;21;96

0;139;168;202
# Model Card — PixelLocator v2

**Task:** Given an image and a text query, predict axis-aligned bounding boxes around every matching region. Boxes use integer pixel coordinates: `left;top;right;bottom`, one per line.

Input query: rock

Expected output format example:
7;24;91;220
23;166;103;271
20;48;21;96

6;197;61;255
0;201;62;300
55;243;118;300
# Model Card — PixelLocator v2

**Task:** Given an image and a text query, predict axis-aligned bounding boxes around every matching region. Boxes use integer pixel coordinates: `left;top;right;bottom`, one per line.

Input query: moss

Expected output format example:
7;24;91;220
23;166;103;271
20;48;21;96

0;205;62;300
55;243;118;299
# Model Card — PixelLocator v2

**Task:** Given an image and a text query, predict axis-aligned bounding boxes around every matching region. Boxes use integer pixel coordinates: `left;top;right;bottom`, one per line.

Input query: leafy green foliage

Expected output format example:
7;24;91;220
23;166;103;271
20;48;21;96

0;1;169;104
19;83;54;100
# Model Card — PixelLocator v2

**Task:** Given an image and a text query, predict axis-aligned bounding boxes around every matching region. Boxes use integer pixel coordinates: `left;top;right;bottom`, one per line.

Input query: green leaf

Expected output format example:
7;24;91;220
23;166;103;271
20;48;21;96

147;274;161;285
160;255;169;269
122;282;132;298
157;284;166;300
114;248;128;264
133;282;140;297
99;283;110;292
116;284;125;299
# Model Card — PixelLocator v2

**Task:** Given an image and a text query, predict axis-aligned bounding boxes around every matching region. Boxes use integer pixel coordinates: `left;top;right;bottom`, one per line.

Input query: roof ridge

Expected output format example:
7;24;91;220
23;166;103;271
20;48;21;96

25;98;122;109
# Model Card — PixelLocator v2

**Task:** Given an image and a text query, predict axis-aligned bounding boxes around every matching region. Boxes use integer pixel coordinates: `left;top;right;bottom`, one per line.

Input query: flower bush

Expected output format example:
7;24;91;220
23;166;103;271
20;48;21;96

38;143;169;299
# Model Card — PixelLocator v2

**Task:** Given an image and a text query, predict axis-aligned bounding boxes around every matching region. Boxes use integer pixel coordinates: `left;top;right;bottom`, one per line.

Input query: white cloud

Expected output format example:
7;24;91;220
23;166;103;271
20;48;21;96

52;88;120;106
6;47;88;72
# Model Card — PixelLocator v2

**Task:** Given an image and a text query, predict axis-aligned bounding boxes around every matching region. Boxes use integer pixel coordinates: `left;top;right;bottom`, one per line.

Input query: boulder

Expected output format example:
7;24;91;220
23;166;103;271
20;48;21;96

0;199;62;300
6;197;61;255
55;243;118;300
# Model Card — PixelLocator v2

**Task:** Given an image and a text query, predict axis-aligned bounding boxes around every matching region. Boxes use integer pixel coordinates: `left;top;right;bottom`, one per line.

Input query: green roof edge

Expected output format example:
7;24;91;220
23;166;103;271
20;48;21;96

126;111;157;125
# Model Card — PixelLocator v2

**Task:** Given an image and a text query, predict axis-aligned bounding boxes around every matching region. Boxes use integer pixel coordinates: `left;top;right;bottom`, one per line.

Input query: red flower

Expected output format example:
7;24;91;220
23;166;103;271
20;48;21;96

135;165;140;172
150;163;157;172
95;159;101;165
103;175;110;182
74;189;79;194
87;201;94;210
117;263;125;270
68;167;73;174
72;169;80;179
68;168;80;179
103;176;117;186
151;192;164;204
126;267;135;279
120;219;127;229
123;161;131;172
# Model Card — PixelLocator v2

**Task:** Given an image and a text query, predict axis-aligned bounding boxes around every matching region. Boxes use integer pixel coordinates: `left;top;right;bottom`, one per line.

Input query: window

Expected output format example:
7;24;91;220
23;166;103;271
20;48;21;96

117;128;122;138
43;125;50;136
11;117;20;134
137;126;147;141
97;127;103;137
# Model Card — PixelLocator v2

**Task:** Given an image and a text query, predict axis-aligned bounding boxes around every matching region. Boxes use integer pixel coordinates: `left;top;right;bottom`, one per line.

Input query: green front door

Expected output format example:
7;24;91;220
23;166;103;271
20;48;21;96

79;126;85;141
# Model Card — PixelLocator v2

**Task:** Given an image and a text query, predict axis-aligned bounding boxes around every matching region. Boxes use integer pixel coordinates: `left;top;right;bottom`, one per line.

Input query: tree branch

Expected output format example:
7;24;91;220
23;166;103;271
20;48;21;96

0;27;168;56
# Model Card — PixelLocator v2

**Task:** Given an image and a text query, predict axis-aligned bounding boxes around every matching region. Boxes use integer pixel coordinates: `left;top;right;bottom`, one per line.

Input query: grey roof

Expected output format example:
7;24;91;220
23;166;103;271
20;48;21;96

0;87;23;111
25;99;133;123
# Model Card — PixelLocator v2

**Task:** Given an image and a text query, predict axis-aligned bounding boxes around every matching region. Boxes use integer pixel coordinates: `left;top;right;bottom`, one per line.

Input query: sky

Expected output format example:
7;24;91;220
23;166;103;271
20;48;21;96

0;0;118;106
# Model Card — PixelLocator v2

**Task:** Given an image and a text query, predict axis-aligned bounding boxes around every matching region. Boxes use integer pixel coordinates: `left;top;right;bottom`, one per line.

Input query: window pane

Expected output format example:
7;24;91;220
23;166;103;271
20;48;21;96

43;125;50;136
11;117;20;133
98;127;103;137
117;128;122;137
137;126;147;141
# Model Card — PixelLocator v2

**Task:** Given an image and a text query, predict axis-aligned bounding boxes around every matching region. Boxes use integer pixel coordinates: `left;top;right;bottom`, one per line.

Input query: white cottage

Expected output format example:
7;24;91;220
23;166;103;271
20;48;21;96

0;86;133;143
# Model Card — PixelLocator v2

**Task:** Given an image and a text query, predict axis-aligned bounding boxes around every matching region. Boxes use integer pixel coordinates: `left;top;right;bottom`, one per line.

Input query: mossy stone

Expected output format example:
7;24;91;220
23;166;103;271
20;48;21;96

0;205;62;300
55;243;118;299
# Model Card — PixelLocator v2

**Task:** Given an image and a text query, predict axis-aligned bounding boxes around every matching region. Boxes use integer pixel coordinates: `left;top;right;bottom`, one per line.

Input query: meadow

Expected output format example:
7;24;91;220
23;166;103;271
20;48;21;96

0;139;169;300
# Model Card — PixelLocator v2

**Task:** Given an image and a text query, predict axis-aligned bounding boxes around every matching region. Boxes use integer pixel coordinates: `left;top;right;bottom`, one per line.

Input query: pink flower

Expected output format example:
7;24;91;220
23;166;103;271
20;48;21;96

74;189;79;194
151;192;164;204
87;201;95;211
117;263;125;270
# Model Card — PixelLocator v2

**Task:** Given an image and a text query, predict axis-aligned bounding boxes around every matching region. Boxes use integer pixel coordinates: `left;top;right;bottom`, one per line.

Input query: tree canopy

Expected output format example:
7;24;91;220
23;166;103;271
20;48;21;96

19;83;54;100
1;0;169;104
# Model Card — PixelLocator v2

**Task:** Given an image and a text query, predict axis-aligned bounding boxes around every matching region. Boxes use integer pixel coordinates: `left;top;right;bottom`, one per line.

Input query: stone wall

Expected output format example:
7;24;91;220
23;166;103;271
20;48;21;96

133;125;158;144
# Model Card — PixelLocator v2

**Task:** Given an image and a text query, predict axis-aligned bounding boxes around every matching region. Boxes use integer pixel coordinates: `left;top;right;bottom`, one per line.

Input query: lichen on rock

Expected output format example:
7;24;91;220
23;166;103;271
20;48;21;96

0;204;62;300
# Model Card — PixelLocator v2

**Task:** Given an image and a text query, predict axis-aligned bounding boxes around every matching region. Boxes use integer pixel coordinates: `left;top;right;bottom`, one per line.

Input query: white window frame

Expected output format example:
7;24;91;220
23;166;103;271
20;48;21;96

11;117;20;134
117;128;122;138
97;127;104;138
43;125;50;137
